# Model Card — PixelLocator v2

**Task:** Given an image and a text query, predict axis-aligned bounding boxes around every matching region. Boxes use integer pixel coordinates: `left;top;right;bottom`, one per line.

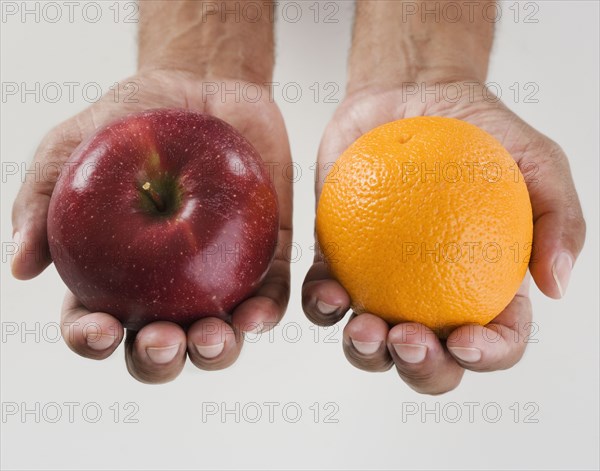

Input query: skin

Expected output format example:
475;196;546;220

302;1;586;394
11;1;292;384
11;1;586;392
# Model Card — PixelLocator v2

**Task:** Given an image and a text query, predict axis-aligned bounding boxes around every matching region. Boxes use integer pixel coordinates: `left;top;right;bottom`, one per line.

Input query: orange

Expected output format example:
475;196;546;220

316;117;533;335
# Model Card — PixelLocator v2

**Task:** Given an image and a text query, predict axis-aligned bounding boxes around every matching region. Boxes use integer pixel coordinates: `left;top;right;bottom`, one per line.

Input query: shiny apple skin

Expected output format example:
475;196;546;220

47;109;279;330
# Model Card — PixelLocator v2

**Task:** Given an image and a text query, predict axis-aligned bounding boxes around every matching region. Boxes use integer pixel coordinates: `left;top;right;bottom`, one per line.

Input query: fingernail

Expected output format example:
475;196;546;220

552;252;573;298
393;344;428;364
316;300;338;314
11;231;22;269
194;342;225;359
86;333;117;351
145;344;180;364
449;346;482;363
244;321;264;335
351;338;381;355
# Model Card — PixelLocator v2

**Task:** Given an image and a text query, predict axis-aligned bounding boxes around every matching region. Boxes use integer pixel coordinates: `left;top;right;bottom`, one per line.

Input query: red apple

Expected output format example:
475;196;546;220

47;109;279;330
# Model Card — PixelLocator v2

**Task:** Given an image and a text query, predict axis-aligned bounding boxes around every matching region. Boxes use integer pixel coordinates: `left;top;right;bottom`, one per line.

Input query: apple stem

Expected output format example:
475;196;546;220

141;181;165;212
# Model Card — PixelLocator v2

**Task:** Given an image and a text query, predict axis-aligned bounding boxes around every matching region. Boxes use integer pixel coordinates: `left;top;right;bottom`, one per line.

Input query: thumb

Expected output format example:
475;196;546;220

11;122;83;280
523;139;586;299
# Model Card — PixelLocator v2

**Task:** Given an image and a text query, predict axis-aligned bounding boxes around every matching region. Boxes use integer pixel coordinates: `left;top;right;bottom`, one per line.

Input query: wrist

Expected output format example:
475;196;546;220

346;67;486;99
347;0;494;95
138;1;275;83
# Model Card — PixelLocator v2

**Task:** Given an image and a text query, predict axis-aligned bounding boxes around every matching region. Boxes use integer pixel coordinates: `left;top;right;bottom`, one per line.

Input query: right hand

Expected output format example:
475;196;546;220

12;69;293;383
302;81;585;394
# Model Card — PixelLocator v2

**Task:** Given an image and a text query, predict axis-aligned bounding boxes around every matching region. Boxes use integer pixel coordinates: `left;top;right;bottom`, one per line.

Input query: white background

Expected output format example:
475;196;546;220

1;1;598;470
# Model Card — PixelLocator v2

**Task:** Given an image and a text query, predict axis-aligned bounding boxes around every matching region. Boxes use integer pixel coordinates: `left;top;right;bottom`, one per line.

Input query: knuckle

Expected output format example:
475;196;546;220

546;140;567;163
554;189;586;250
533;138;567;166
520;136;566;168
565;206;587;241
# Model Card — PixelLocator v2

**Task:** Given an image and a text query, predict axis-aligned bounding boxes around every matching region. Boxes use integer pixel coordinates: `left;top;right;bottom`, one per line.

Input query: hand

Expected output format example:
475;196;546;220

12;69;292;383
302;79;585;394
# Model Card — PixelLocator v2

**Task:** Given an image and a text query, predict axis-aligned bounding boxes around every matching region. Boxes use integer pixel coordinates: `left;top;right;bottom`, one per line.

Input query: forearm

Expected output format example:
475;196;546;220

138;0;275;82
348;0;495;94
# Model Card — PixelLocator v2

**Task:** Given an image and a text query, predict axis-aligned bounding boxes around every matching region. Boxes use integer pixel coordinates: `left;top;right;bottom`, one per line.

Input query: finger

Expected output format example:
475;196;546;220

60;290;124;360
302;261;351;326
519;139;585;299
342;313;393;372
187;317;242;371
125;322;187;384
303;111;358;328
446;275;533;372
388;323;465;395
11;122;84;280
232;257;290;334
